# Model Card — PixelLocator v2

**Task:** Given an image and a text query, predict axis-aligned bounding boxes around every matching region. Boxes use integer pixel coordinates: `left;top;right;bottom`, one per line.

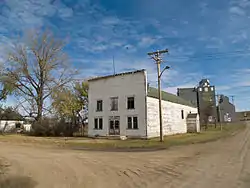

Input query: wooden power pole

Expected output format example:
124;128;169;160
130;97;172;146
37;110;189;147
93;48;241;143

148;49;169;142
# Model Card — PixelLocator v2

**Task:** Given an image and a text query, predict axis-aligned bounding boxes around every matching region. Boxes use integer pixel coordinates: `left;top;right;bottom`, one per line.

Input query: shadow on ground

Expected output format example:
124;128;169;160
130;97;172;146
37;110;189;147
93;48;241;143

71;146;166;152
0;158;37;188
0;176;37;188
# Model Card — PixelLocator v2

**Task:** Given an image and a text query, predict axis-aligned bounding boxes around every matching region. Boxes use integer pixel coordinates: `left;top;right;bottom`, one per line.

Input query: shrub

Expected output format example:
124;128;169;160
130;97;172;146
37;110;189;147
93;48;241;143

30;119;55;136
30;118;79;137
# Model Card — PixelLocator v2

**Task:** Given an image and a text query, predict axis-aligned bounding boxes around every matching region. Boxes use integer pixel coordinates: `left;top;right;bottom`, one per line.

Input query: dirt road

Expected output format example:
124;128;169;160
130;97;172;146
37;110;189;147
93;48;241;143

0;124;250;188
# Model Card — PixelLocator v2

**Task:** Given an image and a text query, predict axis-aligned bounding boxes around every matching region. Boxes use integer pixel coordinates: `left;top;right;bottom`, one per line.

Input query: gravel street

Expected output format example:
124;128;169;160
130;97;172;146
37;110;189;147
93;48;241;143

0;123;249;188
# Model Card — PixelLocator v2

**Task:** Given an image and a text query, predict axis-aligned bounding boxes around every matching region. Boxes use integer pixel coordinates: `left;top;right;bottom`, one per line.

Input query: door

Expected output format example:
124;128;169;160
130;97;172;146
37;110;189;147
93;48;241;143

109;116;120;135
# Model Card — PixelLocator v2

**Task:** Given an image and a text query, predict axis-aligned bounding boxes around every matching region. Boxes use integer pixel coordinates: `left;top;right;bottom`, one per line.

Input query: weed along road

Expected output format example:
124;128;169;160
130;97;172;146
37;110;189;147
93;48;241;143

0;124;250;188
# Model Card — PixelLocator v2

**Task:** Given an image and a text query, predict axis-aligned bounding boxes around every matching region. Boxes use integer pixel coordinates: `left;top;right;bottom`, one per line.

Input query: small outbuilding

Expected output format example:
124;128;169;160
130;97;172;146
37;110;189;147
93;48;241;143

186;113;200;133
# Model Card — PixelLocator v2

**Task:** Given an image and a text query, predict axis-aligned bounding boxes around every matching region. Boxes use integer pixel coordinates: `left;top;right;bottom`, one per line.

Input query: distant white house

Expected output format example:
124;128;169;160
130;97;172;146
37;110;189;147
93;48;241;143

88;69;199;138
0;121;31;132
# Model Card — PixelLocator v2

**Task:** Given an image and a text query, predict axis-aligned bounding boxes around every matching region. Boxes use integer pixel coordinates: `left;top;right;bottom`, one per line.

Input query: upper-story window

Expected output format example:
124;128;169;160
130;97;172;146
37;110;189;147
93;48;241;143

199;88;202;92
96;100;103;112
204;87;208;92
127;97;135;109
110;97;118;111
211;87;214;91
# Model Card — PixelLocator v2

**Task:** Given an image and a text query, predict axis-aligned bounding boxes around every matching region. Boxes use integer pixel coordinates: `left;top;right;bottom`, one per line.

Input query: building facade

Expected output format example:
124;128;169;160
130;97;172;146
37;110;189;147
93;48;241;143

236;111;250;121
217;95;236;122
88;70;198;138
177;79;217;124
177;88;198;107
197;79;217;124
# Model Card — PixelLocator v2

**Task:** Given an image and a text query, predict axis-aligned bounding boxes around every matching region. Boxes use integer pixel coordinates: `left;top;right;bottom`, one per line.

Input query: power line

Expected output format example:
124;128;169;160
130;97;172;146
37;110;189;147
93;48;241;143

171;49;250;57
169;49;250;61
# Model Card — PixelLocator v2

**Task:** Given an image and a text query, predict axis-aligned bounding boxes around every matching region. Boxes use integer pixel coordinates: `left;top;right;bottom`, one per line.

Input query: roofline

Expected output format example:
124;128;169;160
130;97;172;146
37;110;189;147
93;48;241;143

88;69;146;82
148;87;197;108
177;85;216;90
177;87;196;90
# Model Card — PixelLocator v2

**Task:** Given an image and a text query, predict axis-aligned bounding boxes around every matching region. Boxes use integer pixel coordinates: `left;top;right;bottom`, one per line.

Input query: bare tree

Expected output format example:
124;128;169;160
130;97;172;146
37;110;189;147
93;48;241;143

0;30;76;122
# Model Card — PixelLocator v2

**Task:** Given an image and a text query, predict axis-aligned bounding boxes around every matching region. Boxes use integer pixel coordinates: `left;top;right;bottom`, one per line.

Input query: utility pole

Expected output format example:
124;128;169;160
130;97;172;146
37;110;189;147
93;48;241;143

230;95;235;105
112;55;116;75
148;49;169;142
216;94;223;131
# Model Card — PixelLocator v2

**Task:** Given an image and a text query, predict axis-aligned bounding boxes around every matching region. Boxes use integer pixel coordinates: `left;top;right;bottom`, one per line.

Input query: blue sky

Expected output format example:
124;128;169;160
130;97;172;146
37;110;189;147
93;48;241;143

0;0;250;111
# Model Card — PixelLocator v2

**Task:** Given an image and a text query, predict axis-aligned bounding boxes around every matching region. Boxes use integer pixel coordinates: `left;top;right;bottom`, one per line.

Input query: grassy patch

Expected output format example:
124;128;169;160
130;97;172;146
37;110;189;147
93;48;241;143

65;123;246;150
0;123;246;150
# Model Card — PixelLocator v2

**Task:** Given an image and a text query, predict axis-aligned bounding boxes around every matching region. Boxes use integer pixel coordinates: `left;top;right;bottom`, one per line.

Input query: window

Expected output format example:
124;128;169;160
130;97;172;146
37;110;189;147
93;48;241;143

111;97;118;111
94;117;103;130
127;97;135;109
99;118;103;129
133;117;138;129
128;117;132;129
127;116;138;129
96;100;103;111
181;110;184;119
199;88;202;92
94;118;98;129
211;87;214;91
204;87;208;92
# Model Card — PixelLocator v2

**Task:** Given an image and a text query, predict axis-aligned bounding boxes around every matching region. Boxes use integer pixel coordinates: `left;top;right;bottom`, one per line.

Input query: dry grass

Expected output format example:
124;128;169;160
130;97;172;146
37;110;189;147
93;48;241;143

0;123;246;150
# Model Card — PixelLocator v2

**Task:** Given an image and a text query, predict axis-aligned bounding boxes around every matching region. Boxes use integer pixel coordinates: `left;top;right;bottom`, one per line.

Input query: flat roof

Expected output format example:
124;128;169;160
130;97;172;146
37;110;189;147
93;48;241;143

88;69;146;82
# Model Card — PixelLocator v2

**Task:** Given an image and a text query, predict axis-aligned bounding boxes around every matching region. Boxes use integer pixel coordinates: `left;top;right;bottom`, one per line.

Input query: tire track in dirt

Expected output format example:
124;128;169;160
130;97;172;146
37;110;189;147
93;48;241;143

0;125;248;188
168;123;250;188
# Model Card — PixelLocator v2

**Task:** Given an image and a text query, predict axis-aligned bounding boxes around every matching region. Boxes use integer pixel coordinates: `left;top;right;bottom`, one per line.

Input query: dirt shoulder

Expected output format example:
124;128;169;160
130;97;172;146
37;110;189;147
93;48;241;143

0;157;37;188
0;123;249;187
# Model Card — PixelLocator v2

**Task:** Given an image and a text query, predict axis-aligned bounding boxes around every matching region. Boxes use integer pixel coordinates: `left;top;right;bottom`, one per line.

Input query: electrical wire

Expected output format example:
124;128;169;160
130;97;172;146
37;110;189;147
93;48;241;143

168;49;250;61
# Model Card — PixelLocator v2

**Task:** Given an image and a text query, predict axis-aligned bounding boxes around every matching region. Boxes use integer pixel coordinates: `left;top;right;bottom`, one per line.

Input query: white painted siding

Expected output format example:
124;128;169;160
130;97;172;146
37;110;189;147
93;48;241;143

23;124;32;132
88;71;147;138
0;121;24;132
147;97;198;138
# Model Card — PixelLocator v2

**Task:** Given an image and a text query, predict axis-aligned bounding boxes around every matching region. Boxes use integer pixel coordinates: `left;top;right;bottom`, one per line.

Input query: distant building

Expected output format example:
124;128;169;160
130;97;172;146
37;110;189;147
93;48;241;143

177;87;198;107
178;79;237;124
178;79;217;124
217;95;236;122
88;69;198;138
197;79;217;124
236;111;250;121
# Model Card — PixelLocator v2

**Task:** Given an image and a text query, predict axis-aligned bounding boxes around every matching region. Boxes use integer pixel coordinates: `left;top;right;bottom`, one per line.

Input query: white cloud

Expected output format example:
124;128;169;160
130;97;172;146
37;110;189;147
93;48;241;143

229;6;245;16
238;0;250;8
138;37;158;48
216;85;232;91
101;17;120;25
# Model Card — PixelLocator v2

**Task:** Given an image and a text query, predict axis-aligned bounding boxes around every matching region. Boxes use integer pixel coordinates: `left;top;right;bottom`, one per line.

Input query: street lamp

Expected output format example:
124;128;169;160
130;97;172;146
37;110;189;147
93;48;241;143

160;66;170;78
157;65;170;142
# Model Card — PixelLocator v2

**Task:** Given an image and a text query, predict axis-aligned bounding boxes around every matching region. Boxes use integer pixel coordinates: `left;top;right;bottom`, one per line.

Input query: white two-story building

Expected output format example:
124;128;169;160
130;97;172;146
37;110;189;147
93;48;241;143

88;69;198;138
